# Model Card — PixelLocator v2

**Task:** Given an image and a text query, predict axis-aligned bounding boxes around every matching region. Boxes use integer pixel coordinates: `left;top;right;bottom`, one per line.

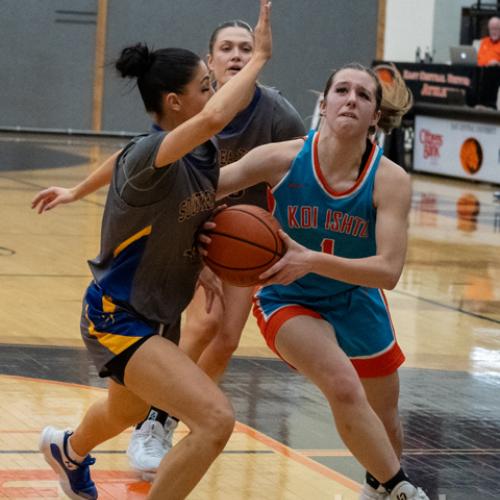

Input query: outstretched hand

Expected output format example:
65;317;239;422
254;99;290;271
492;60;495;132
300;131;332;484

253;0;272;62
258;229;313;285
31;186;77;214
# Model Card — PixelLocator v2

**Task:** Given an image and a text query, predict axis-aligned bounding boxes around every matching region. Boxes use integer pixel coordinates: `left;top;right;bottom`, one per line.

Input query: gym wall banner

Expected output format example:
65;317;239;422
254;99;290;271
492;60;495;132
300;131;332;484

413;115;500;184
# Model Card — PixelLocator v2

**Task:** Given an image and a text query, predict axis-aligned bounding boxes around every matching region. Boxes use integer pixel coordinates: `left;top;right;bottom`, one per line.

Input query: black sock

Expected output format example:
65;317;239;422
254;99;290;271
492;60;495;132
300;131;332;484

382;468;409;493
366;471;381;490
135;407;170;430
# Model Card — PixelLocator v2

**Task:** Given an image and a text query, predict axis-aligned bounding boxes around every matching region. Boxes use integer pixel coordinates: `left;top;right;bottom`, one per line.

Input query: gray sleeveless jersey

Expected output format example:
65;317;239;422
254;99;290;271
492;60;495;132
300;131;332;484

218;84;305;208
88;132;218;325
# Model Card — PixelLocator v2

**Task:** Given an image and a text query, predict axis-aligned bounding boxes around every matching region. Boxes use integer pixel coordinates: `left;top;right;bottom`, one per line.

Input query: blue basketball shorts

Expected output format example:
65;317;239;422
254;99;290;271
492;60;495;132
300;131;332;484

253;286;405;378
80;281;180;384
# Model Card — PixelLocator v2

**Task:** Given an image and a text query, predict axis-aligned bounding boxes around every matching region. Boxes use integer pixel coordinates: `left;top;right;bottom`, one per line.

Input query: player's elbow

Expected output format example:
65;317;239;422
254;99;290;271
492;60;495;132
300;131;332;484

382;275;399;290
381;267;402;290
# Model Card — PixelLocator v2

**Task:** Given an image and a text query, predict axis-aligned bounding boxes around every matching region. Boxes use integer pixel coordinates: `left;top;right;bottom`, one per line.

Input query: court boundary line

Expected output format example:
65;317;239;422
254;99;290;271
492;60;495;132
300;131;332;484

393;289;500;325
235;421;360;491
0;374;361;493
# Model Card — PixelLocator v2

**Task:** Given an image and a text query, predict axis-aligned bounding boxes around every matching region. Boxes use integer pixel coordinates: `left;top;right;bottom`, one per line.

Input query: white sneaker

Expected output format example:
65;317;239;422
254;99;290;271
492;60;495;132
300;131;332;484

163;416;179;449
359;482;389;499
127;420;168;481
389;481;429;500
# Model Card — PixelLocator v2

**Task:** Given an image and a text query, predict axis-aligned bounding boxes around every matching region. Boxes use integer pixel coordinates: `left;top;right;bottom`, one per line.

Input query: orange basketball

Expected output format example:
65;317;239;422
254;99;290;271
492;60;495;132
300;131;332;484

205;205;285;287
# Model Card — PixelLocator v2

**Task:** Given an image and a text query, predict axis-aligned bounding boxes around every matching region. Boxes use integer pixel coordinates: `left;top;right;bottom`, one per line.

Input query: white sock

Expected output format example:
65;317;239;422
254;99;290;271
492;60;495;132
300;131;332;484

66;434;87;463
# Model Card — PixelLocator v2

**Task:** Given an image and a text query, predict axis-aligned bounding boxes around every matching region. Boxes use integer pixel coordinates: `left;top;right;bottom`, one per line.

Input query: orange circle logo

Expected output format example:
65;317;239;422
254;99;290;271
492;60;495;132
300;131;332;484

460;138;483;174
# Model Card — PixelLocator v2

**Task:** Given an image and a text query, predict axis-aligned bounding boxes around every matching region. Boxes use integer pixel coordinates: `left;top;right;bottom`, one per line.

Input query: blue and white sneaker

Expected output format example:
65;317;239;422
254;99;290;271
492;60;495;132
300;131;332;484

39;426;97;499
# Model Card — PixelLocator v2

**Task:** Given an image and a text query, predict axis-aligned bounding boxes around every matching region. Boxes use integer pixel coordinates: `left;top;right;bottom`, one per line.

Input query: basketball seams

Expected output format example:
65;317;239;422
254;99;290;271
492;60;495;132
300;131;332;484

205;204;284;286
205;255;280;272
221;206;284;256
208;230;283;257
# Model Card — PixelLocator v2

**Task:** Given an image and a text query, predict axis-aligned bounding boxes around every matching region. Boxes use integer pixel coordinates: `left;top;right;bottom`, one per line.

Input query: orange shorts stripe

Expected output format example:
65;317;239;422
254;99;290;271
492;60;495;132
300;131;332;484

351;343;405;377
254;303;321;362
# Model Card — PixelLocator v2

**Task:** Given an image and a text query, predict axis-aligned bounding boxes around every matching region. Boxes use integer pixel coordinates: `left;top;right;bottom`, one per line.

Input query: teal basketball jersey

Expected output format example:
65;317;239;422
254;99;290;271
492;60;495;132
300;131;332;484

259;129;383;303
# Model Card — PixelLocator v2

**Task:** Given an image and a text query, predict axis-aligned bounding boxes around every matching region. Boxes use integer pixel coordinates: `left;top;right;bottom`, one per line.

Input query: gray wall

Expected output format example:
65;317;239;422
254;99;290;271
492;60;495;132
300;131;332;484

432;0;471;63
0;0;97;129
1;0;379;132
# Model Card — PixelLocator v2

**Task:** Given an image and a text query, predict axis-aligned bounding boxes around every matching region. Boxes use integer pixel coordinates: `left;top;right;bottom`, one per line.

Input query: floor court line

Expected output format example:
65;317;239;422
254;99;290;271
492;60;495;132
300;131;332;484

0;374;362;496
394;288;500;324
235;421;360;492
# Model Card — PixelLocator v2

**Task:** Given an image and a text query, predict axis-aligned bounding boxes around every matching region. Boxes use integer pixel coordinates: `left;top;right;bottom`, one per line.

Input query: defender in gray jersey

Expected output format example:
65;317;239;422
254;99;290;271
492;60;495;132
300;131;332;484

32;14;303;483
83;132;218;374
36;3;272;498
181;20;305;381
217;84;305;208
131;20;305;478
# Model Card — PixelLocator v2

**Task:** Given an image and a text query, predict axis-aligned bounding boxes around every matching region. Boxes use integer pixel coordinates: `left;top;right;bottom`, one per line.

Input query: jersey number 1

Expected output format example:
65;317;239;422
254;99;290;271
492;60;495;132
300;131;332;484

320;238;335;255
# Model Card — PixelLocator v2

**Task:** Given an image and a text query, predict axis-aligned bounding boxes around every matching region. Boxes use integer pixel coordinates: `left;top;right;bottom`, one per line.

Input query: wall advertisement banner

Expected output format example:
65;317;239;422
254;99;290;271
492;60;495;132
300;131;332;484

413;115;500;184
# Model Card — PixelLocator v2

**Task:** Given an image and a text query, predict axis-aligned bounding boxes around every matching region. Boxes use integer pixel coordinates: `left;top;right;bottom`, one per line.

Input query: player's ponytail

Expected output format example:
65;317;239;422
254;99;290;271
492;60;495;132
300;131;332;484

115;43;155;79
115;44;201;115
373;63;413;135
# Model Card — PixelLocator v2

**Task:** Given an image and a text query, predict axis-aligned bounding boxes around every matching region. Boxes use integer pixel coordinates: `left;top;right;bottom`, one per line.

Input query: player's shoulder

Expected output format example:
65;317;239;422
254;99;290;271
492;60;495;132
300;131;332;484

377;155;410;184
119;132;165;161
258;83;280;98
257;85;304;135
258;84;292;107
374;155;411;206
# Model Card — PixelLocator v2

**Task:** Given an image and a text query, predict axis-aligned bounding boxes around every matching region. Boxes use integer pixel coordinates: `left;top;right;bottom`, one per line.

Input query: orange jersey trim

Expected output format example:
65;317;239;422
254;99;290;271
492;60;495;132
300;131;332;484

312;131;376;198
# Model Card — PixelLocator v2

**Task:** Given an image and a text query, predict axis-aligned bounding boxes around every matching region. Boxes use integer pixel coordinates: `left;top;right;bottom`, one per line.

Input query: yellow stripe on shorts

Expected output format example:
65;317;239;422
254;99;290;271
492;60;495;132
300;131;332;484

86;310;142;355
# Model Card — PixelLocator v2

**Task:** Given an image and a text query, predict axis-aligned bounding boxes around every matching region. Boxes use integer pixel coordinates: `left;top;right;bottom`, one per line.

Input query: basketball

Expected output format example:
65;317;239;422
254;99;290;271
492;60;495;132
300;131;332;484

205;205;285;287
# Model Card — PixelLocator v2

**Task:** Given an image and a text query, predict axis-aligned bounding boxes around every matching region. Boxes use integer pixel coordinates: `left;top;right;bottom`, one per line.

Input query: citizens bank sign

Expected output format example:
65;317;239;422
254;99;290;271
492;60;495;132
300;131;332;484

414;115;500;183
419;129;443;160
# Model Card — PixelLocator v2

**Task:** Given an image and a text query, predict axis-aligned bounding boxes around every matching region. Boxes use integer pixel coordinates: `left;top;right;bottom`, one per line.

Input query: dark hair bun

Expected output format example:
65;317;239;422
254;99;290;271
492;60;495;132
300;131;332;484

115;43;156;78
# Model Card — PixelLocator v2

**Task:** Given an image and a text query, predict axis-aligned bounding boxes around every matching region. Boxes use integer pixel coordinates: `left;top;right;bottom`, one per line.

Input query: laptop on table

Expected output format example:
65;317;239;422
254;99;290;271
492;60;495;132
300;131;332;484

449;45;478;65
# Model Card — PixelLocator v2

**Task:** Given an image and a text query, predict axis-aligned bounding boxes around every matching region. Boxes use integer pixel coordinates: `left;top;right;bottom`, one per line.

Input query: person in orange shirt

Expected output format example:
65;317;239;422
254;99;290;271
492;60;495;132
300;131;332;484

477;16;500;66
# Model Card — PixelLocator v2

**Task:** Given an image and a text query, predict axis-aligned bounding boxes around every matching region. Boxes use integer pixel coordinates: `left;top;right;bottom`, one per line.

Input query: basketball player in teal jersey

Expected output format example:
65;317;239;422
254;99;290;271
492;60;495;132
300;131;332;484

201;63;428;500
33;13;305;482
36;2;271;499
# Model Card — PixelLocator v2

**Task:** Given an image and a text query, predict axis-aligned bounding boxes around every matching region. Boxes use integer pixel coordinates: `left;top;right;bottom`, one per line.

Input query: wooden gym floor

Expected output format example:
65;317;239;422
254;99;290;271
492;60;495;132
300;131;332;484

0;132;499;499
